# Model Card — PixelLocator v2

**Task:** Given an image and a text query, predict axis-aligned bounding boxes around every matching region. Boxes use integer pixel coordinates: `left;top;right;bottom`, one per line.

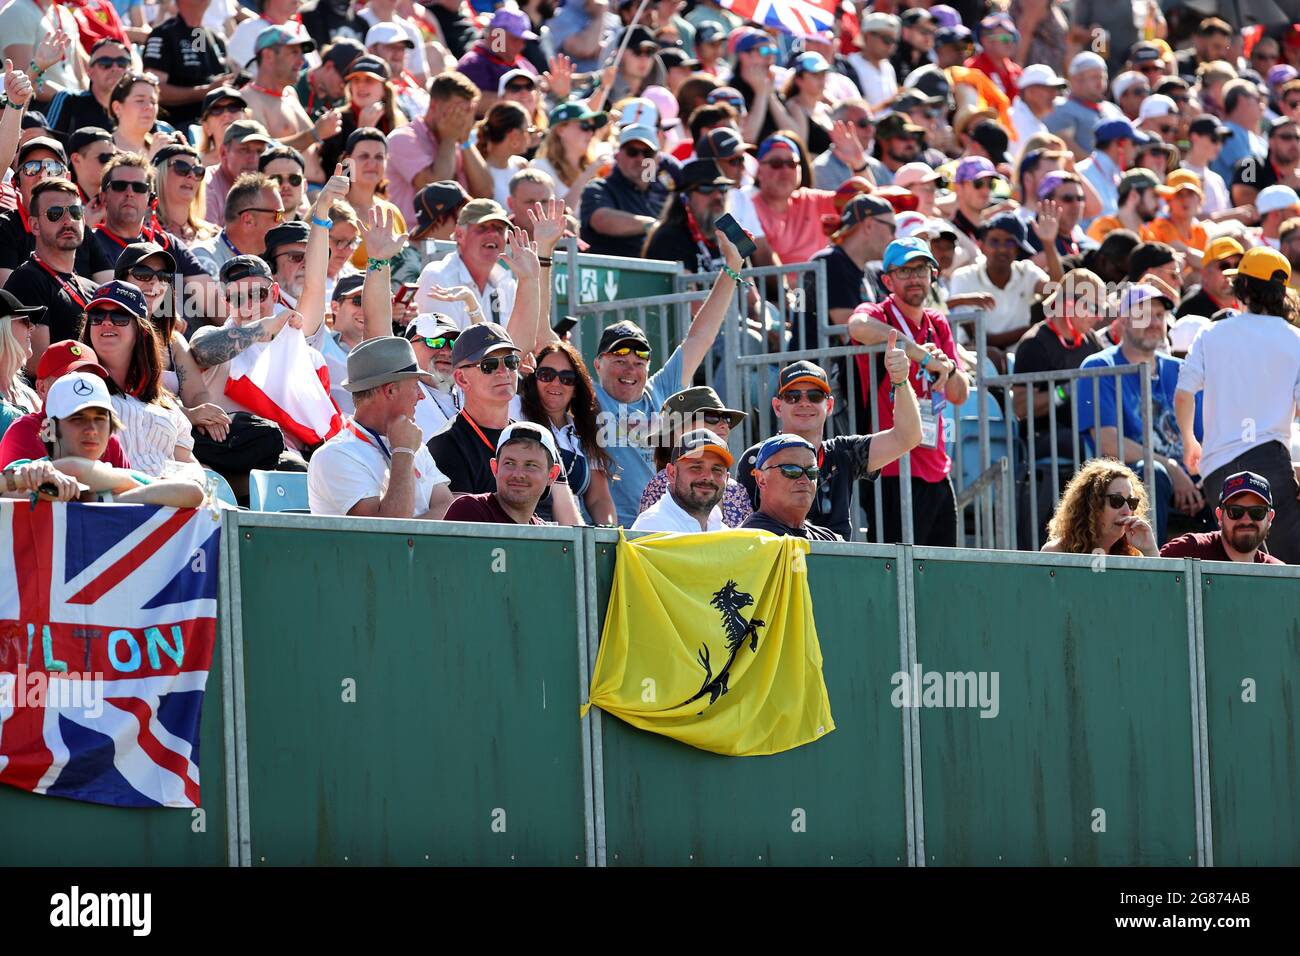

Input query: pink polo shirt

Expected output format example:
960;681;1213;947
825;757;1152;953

387;122;465;226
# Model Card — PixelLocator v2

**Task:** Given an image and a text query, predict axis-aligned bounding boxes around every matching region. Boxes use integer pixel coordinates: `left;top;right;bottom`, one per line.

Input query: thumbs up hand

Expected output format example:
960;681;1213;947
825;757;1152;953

883;328;910;386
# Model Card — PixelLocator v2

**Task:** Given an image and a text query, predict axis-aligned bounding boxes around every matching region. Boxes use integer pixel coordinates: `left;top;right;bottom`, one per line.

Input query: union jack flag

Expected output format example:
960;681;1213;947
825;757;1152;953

722;0;841;36
0;501;219;808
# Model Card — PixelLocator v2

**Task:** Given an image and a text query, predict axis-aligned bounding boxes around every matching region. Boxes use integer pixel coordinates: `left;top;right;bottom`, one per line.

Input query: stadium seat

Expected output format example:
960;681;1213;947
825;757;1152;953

203;469;239;508
248;470;310;513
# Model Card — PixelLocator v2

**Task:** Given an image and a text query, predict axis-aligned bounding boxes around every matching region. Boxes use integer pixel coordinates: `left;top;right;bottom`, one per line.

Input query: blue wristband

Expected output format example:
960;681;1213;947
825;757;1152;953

919;352;931;369
310;215;332;228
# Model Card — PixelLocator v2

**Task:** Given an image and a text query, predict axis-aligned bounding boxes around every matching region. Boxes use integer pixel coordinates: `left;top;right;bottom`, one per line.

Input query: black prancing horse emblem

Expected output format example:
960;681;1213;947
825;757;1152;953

679;580;766;711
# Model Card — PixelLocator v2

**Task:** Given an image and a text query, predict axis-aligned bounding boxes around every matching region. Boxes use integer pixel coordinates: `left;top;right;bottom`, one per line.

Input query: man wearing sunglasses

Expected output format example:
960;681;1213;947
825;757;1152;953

1229;115;1300;212
740;434;841;541
1175;237;1242;320
947;156;1001;272
1176;248;1300;563
4;179;101;375
261;221;313;310
1161;473;1284;564
191;172;284;281
579;125;670;259
1181;115;1233;219
45;38;128;143
405;312;461;440
259;146;310;222
642;159;735;273
0;138;114;290
846;13;900;113
891;8;935;82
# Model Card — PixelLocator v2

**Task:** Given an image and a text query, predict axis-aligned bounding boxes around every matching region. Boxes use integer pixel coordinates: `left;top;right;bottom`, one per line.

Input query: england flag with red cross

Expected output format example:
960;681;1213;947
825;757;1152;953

0;500;219;808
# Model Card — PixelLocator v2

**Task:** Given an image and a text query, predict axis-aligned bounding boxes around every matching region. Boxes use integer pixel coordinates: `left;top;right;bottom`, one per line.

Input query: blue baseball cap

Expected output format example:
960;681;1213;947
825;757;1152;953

86;280;148;319
791;52;830;74
756;133;801;161
1095;118;1145;146
754;433;817;470
978;212;1035;254
882;237;938;272
1219;471;1272;506
734;30;774;55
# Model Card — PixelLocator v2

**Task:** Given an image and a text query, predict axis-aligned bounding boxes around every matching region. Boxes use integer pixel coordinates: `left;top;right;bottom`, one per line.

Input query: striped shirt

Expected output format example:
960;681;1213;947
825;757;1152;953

110;393;201;480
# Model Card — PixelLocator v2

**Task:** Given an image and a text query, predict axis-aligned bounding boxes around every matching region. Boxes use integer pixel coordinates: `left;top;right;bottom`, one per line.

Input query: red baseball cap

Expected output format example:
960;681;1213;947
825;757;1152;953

35;340;109;382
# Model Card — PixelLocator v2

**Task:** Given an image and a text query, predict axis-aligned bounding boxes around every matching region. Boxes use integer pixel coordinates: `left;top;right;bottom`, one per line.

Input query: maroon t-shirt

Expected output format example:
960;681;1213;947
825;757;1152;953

0;412;130;469
443;492;547;526
1160;532;1284;564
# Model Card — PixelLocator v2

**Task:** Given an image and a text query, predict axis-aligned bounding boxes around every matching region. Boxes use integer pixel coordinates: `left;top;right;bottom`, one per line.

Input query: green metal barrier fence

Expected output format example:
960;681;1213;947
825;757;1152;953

5;514;1298;866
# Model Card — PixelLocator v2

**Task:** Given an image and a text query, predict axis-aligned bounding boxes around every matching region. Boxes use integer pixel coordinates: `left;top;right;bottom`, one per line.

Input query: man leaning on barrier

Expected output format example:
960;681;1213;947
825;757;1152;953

846;237;967;546
592;230;744;527
1161;471;1285;564
737;347;920;541
307;336;452;520
740;434;841;541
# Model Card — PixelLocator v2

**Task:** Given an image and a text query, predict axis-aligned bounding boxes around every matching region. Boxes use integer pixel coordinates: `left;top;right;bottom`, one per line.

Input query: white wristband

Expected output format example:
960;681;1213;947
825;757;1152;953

391;447;418;458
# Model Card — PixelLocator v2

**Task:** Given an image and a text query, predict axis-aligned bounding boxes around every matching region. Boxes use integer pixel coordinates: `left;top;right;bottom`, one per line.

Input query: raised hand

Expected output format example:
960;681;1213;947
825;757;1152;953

883;328;910;385
500;225;539;280
425;284;478;305
4;59;33;108
34;30;71;73
527;198;566;256
314;163;351;216
716;229;745;272
359;101;385;129
1034;199;1062;245
358;202;408;261
315;108;343;141
544;53;574;102
828;119;866;170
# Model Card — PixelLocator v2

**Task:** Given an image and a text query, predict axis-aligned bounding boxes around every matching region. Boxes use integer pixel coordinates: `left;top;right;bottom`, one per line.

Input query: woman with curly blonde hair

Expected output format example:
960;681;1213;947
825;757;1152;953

1042;458;1159;557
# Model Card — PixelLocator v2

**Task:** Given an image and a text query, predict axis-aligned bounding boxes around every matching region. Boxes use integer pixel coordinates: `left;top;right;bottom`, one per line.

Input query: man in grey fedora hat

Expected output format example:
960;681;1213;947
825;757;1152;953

308;336;453;519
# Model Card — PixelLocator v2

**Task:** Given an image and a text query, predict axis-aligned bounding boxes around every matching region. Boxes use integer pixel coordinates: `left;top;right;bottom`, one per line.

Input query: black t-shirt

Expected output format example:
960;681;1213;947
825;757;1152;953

1011;320;1104;437
142;17;231;129
91;227;207;278
740;509;842;541
737;434;875;541
45;91;112;148
579;168;670;259
731;75;778;146
1231;154;1282;193
1176;286;1233;319
429;4;480;60
427;412;568;498
299;5;369;51
643;208;721;273
803;245;872;350
4;258;98;343
0;210;113;277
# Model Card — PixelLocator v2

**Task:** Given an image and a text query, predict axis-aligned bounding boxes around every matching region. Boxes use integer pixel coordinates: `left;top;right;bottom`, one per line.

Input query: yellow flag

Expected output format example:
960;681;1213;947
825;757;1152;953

583;530;834;756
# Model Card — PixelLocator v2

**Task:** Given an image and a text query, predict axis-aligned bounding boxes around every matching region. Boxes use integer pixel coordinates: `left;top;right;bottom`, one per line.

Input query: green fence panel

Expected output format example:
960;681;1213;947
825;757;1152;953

912;555;1198;865
1201;567;1300;865
236;521;587;865
0;605;230;867
592;537;909;866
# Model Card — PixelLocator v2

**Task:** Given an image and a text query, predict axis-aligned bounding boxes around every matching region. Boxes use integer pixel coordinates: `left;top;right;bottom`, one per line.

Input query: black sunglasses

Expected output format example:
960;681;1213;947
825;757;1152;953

94;151;116;165
766;463;820;481
578;120;599;132
1224;504;1269;521
44;204;84;222
169;159;202;178
780;388;828;404
622;145;656;159
505;82;535;92
269;172;305;188
128;266;170;282
535;366;577;385
106;180;149;194
92;56;131;69
1105;493;1141;510
693;183;729;194
462;353;521;374
88;309;132;327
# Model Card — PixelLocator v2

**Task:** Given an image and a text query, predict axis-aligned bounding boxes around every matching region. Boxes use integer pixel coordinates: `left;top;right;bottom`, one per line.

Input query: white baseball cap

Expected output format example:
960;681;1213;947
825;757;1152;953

1257;184;1300;215
1112;71;1147;99
365;22;413;48
44;371;113;420
1138;94;1178;121
1069;51;1107;77
496;421;560;465
1019;63;1066;89
861;12;900;36
619;97;659;130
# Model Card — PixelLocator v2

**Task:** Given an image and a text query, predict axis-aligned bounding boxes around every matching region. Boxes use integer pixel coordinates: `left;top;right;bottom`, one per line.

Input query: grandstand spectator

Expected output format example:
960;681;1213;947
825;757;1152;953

636;385;749;527
0;3;85;106
242;28;341;159
1084;169;1160;244
803;194;896;347
1077;283;1206;545
643;159;737;272
517;340;616;525
1177;237;1243;318
475;101;533;206
547;0;619;75
308;336;452;519
891;8;935;81
1136;95;1180;144
530;101;611;211
260;147;311;223
847;238;967;546
1112;71;1150;124
296;40;367;123
507;169;567;244
747;133;834;266
191;173;283;279
66;128;116;211
45;38;128;142
847;12;899;112
1044;52;1117;156
456;8;538;107
406;181;470;250
780;53;836;156
263;222;313;310
386;71;486;226
1180;115;1232;217
592;230;743;526
1010;64;1067;144
1076;119;1142;227
631;429;730;533
894;163;941;217
932;23;972;71
812;100;883;190
1125;240;1183;291
720;29;792;144
870;112;925;188
738;350;919;540
949;210;1059;352
1254;186;1300;249
204;121;274;228
1213;79;1267;183
444;421;562;525
0;291;41;429
195;88;251;171
227;0;320;77
108;72;172;160
6;370;203;506
321;55;410;177
0;140;114;289
946;155;999;272
1230;116;1300;212
1161;471;1285;564
579;124;670;258
1173;18;1232;81
1141;170;1209;253
80;279;201;480
4;179;102;374
1041;458;1158;557
739;433;840;540
1176;247;1300;564
367;22;429;122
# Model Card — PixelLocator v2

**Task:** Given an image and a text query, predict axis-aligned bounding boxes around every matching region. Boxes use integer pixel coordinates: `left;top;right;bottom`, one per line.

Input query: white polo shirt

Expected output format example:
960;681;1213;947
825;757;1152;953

948;258;1050;338
414;252;518;330
630;488;724;533
308;420;449;517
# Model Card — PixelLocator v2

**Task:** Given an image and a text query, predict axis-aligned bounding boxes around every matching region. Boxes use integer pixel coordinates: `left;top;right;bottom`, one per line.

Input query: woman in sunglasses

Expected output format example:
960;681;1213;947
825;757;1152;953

637;385;752;528
0;296;41;434
151;144;218;243
780;53;835;157
518;340;616;525
531;102;611;211
108;73;168;160
80;280;206;480
475;101;534;207
260;146;311;222
197;91;251;168
1041;458;1158;557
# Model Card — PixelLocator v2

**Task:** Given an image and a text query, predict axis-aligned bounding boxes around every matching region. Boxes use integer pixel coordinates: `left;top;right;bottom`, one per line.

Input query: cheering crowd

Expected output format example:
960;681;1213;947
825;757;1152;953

1;0;1299;565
